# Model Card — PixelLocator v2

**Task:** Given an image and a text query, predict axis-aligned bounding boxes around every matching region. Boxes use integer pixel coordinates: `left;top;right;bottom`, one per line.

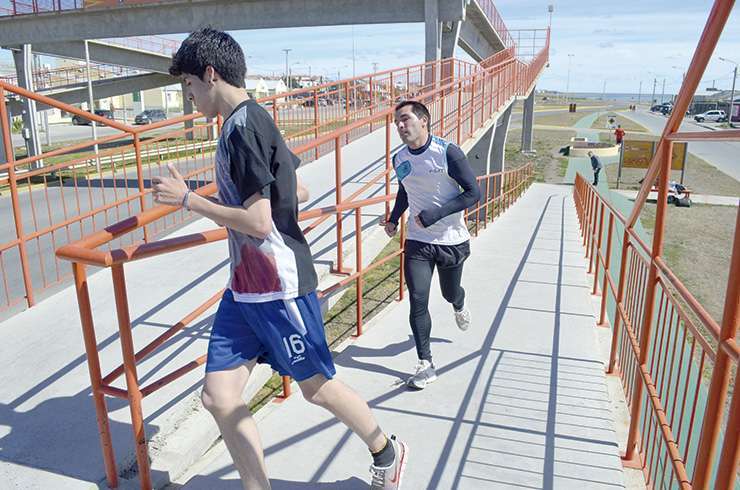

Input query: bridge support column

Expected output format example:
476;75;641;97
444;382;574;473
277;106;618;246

182;81;194;141
466;118;496;221
12;45;42;164
491;102;514;191
424;0;441;89
521;86;536;153
440;20;461;88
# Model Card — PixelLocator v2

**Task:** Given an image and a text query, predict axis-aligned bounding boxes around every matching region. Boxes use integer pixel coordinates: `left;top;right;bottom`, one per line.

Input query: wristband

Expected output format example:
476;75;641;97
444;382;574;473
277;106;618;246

182;190;192;210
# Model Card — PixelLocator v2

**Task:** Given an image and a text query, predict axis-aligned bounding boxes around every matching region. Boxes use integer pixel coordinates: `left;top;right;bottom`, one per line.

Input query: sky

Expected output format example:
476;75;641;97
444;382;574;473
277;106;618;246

1;1;738;94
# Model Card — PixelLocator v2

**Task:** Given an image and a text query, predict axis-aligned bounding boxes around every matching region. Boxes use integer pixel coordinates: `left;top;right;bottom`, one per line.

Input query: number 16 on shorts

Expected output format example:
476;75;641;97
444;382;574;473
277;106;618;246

283;334;306;365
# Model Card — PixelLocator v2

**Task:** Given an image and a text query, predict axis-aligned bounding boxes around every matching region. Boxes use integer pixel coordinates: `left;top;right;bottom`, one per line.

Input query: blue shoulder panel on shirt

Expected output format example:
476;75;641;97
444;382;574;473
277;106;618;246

395;160;412;182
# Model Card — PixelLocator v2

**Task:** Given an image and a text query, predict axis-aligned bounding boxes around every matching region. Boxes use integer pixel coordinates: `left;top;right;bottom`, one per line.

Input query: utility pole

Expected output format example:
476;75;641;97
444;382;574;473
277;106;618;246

601;79;607;100
282;48;291;90
351;26;356;79
660;78;666;103
719;57;738;127
372;62;379;73
730;65;737;127
565;54;574;104
651;77;657;104
638;80;642;104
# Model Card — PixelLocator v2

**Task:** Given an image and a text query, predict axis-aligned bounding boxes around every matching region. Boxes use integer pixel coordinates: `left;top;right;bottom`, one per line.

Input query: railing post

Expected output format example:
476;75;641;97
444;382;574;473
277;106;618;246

133;134;149;243
281;376;291;398
456;80;462;145
72;262;118;488
385;114;392;220
355;209;364;336
624;141;673;463
693;206;740;489
333;137;346;274
111;264;151;490
313;89;319;160
599;214;615;326
592;202;605;292
714;361;740;490
398;213;406;301
369;76;374;132
344;81;351;145
0;87;35;307
470;74;476;136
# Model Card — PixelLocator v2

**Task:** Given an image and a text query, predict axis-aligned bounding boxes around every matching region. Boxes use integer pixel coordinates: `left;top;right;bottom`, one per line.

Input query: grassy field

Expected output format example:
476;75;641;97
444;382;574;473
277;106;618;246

535;110;601;128
639;203;738;339
591;113;648;132
506;127;575;183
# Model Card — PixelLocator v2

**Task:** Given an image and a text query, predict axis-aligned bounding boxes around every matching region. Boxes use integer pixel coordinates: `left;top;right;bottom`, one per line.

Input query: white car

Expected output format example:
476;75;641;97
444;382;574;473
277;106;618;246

694;110;726;123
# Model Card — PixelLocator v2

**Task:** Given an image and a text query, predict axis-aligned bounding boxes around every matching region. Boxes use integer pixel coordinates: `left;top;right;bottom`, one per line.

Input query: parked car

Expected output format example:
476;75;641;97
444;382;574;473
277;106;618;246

71;109;114;125
134;109;167;125
693;109;726;123
651;103;671;113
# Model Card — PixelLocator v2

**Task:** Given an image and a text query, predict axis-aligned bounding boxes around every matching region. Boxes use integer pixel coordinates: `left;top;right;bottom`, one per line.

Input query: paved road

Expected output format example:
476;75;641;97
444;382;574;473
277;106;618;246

619;109;740;182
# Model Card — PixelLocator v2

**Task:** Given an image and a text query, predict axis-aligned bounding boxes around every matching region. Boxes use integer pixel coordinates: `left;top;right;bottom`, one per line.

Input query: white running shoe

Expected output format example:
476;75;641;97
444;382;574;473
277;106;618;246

406;359;437;390
370;435;409;490
454;307;471;331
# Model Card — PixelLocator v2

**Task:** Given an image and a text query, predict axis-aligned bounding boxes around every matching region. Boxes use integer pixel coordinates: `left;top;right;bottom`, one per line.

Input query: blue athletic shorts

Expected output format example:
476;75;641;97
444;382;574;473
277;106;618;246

206;290;336;381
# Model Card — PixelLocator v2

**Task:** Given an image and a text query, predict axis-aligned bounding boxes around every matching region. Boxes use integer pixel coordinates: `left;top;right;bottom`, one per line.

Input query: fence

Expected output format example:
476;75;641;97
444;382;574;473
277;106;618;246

570;3;738;488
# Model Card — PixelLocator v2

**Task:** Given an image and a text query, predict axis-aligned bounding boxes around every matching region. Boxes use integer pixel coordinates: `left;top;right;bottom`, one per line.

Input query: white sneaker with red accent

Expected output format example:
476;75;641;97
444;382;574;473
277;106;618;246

369;435;409;490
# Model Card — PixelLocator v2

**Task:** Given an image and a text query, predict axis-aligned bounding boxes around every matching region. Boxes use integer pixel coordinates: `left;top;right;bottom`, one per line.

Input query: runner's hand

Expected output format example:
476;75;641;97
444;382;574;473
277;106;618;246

152;164;188;206
379;216;398;237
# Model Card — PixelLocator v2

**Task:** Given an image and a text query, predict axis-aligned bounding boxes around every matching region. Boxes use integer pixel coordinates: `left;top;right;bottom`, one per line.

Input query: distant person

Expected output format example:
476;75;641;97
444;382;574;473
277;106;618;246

382;100;480;390
614;125;625;145
588;150;603;186
155;27;408;490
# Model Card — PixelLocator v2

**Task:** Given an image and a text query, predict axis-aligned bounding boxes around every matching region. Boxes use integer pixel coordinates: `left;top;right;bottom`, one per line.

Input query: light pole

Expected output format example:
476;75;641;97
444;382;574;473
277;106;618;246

282;48;292;90
660;78;666;103
565;53;574;104
548;4;554;27
719;57;738;126
637;80;642;105
651;77;657;104
351;25;356;79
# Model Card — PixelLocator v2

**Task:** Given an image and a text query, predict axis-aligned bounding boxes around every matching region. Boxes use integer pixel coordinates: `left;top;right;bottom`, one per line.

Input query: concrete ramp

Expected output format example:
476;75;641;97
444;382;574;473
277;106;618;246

174;183;627;489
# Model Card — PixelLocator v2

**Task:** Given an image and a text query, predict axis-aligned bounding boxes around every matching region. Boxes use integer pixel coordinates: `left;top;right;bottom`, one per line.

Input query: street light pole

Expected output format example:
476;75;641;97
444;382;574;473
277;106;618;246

660;78;666;103
565;53;574;104
282;48;292;91
638;80;642;104
651;77;657;104
719;57;738;127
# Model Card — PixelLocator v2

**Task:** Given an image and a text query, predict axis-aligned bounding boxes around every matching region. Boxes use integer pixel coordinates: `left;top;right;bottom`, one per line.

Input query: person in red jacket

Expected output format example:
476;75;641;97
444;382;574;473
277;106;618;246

614;125;625;145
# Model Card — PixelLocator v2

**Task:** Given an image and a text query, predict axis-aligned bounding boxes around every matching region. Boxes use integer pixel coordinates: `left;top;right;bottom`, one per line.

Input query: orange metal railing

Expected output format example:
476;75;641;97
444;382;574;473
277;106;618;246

571;1;738;488
0;30;549;313
45;36;546;488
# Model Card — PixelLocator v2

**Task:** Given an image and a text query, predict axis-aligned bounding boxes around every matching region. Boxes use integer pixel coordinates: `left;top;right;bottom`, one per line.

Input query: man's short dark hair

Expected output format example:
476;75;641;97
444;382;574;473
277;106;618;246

395;100;431;125
169;27;246;88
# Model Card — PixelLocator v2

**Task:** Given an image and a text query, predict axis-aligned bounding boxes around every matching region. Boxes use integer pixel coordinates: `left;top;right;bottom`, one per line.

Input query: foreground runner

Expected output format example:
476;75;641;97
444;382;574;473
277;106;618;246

152;27;407;490
383;101;480;390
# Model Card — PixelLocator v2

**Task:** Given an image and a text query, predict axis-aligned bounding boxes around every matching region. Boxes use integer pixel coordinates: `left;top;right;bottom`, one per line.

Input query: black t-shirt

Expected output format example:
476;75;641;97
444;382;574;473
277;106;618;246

216;99;317;302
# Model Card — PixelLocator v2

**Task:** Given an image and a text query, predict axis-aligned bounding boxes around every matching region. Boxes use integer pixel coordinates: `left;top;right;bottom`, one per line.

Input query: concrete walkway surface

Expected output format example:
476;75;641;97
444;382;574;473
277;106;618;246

172;183;628;490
